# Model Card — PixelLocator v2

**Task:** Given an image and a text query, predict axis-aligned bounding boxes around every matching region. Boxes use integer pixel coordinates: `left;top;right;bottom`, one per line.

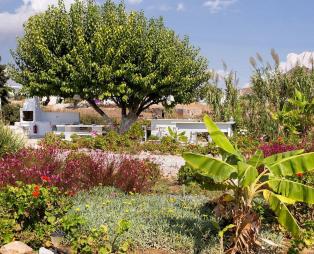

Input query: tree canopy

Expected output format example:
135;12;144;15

0;56;10;106
10;0;210;132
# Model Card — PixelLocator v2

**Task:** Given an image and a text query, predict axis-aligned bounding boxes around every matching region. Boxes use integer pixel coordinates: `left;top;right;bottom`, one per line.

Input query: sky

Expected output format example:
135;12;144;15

1;0;314;87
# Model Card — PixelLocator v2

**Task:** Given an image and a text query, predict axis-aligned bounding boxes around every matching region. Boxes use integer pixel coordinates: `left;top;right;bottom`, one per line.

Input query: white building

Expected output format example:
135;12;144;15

150;118;235;143
14;97;80;138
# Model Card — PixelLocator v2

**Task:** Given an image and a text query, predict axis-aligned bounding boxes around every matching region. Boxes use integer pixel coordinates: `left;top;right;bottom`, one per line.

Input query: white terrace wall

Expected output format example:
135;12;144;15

151;119;235;143
40;112;80;126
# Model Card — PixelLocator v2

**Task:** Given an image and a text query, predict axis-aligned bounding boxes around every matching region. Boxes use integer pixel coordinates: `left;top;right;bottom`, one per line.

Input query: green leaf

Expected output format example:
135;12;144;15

99;247;111;254
238;162;258;187
268;178;314;204
167;127;175;137
247;150;264;167
268;152;314;176
263;150;304;166
263;190;301;237
47;216;56;224
116;219;131;235
179;135;188;143
199;181;235;191
183;152;237;182
271;194;296;205
203;115;241;158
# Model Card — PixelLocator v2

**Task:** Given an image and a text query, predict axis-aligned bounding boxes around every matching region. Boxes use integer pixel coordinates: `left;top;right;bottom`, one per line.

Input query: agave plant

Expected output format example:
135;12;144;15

167;127;188;143
183;115;314;253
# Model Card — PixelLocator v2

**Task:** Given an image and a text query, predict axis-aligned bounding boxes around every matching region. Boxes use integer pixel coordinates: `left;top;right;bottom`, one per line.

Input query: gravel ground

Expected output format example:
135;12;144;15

136;152;185;178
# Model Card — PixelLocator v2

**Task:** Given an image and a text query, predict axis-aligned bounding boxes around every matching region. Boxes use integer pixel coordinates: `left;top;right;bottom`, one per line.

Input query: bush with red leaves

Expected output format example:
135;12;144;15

259;142;298;157
0;148;160;193
114;158;160;193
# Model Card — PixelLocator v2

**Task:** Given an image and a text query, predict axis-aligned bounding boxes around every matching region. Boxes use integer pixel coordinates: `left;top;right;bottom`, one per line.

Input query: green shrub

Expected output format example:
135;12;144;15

0;124;24;157
0;183;130;252
72;135;95;149
230;133;260;156
40;132;71;149
178;164;196;184
125;121;145;141
148;135;159;141
40;124;220;156
61;213;131;253
1;104;20;125
67;133;219;155
0;182;71;248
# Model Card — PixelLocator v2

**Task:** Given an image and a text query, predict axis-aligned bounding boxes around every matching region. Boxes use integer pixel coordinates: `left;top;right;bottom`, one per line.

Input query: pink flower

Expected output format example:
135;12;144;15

91;131;98;137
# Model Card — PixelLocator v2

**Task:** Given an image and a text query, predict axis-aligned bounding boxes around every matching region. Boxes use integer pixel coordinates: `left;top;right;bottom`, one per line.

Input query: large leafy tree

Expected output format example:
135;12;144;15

10;0;209;132
0;56;10;106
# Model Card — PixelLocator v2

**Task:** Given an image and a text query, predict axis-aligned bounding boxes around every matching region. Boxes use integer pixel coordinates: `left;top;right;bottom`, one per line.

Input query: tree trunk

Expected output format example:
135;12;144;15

87;99;115;129
119;111;138;134
43;96;50;106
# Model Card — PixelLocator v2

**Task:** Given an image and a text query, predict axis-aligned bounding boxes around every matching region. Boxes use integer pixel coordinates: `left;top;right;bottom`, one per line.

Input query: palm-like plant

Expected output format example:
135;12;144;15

167;127;188;143
183;115;314;253
272;89;314;136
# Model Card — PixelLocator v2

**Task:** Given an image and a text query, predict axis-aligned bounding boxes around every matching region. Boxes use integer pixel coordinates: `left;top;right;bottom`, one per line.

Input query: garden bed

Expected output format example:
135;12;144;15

69;187;284;254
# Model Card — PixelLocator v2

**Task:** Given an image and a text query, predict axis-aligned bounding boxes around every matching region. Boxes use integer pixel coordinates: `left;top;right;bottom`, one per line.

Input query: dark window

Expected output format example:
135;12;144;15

23;111;33;121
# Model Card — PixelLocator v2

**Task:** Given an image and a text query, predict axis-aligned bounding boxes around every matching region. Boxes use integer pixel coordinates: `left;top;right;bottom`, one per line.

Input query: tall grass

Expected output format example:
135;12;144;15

0;123;24;157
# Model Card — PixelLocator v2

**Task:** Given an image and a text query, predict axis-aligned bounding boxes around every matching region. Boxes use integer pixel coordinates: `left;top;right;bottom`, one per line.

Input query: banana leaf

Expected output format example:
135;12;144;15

238;162;258;187
268;178;314;204
183;152;237;182
263;150;304;166
247;150;264;167
268;152;314;176
263;190;301;237
203;115;241;158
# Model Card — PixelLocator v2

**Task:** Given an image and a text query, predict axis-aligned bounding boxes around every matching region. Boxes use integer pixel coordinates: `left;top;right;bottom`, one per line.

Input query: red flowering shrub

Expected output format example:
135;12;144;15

59;152;117;193
0;182;70;247
0;147;62;187
259;142;298;157
114;158;160;193
32;185;41;198
0;148;160;193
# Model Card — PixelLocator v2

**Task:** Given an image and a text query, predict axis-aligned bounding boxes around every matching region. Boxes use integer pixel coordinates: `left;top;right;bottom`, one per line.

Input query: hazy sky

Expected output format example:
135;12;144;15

1;0;314;87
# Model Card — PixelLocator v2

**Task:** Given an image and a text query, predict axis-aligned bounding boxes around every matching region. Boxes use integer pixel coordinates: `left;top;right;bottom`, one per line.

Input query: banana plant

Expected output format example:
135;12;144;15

167;127;188;143
271;89;314;136
183;115;314;253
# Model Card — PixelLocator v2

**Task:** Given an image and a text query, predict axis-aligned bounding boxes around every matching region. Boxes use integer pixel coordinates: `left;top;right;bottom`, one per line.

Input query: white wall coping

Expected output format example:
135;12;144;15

55;124;105;128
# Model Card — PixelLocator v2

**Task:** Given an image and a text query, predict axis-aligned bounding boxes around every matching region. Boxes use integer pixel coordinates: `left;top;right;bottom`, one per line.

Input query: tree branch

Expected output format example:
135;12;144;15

137;98;164;115
87;98;114;127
